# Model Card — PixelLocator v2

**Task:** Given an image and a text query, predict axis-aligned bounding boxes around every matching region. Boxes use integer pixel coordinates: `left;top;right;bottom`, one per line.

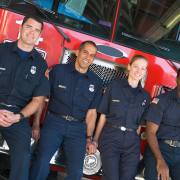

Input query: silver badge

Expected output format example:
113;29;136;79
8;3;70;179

89;84;95;92
30;66;36;74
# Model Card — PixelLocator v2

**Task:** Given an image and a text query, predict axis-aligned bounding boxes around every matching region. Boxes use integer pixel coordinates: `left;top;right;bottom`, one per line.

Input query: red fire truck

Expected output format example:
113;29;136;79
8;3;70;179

0;0;180;179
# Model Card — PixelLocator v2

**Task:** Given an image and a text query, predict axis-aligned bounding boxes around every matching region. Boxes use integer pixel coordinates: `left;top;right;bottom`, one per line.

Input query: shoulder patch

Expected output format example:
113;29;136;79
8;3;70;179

151;98;159;104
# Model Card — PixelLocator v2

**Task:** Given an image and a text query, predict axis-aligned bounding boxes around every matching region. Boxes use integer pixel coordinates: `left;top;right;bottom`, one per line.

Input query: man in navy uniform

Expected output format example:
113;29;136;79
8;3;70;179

30;40;102;180
144;69;180;180
0;16;49;180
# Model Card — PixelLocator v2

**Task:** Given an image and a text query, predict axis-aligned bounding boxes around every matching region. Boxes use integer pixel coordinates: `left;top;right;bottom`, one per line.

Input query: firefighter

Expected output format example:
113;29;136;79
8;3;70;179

29;41;102;180
0;16;49;180
144;68;180;180
88;55;150;180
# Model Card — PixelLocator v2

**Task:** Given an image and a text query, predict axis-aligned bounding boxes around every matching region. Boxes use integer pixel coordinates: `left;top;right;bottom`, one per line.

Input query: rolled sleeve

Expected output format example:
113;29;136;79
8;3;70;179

144;95;167;125
33;70;50;97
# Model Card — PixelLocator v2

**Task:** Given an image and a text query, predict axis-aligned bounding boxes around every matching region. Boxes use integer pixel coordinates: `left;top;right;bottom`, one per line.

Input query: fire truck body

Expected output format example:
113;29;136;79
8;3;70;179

0;0;180;179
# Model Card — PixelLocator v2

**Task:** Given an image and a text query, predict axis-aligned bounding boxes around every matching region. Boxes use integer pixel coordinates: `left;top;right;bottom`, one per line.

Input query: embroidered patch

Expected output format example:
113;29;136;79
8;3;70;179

151;98;159;104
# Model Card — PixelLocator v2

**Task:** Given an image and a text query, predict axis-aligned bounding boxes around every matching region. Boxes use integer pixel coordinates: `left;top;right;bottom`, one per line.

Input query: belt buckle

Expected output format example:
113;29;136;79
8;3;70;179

169;140;176;147
120;126;126;131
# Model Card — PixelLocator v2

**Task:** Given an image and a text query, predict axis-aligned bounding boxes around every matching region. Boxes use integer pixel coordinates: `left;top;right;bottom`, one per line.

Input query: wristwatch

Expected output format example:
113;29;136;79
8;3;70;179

19;112;25;120
86;135;93;142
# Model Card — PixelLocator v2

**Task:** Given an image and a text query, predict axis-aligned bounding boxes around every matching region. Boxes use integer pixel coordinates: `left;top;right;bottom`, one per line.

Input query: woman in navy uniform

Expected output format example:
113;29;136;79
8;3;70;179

144;69;180;180
89;55;150;180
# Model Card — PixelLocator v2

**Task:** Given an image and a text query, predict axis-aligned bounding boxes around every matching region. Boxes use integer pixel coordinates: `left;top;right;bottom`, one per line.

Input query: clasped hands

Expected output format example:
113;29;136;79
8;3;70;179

0;109;21;127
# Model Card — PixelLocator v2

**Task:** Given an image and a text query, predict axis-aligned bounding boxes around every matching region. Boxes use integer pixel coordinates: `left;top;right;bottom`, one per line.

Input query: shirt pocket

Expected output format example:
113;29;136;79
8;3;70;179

25;73;39;85
53;83;68;102
134;100;147;124
164;105;180;126
78;91;95;110
110;95;124;112
0;67;11;92
16;73;39;97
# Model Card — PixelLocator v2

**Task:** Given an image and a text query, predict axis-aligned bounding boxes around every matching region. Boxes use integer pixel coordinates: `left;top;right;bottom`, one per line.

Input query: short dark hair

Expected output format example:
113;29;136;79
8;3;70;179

22;15;44;31
177;68;180;78
79;40;97;51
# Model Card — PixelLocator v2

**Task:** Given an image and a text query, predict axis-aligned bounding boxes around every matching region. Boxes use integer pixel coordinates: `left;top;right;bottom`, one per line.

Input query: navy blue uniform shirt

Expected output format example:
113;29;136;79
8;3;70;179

145;88;180;141
98;78;150;129
0;41;50;109
48;63;102;121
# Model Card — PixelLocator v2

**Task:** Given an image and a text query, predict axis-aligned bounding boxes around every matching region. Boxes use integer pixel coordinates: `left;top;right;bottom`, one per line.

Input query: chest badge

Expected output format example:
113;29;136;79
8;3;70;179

30;66;37;75
89;84;95;92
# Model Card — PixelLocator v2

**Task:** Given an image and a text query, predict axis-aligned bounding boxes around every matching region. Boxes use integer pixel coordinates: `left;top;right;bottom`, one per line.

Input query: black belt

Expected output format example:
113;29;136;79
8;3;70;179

49;111;80;122
163;140;180;148
106;122;135;132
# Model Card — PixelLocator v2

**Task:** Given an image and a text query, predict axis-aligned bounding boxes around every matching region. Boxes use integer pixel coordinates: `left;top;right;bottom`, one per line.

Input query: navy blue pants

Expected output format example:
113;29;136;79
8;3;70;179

30;112;86;180
0;119;31;180
99;126;140;180
144;141;180;180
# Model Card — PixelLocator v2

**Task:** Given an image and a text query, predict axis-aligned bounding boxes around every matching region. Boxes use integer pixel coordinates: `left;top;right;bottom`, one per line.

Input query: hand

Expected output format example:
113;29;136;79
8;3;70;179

32;126;40;142
136;126;141;135
156;158;169;180
0;109;14;127
86;140;98;154
7;113;21;124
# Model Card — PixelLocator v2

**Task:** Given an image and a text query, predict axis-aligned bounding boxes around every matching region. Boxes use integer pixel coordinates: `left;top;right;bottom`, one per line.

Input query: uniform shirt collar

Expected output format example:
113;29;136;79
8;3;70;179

68;62;91;78
120;78;143;92
12;41;36;60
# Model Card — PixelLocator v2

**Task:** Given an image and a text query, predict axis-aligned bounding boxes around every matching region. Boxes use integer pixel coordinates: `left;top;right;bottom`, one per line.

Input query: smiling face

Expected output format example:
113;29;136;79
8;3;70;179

18;18;42;51
128;57;148;82
75;43;97;73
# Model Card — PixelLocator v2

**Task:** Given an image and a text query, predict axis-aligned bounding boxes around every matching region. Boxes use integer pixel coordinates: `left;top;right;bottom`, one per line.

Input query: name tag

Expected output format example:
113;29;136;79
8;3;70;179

0;67;6;71
112;99;120;103
58;85;67;89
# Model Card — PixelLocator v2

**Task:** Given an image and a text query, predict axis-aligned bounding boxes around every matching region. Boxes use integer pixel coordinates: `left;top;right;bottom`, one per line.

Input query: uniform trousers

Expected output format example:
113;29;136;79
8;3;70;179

144;141;180;180
99;126;140;180
0;119;31;180
30;112;86;180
